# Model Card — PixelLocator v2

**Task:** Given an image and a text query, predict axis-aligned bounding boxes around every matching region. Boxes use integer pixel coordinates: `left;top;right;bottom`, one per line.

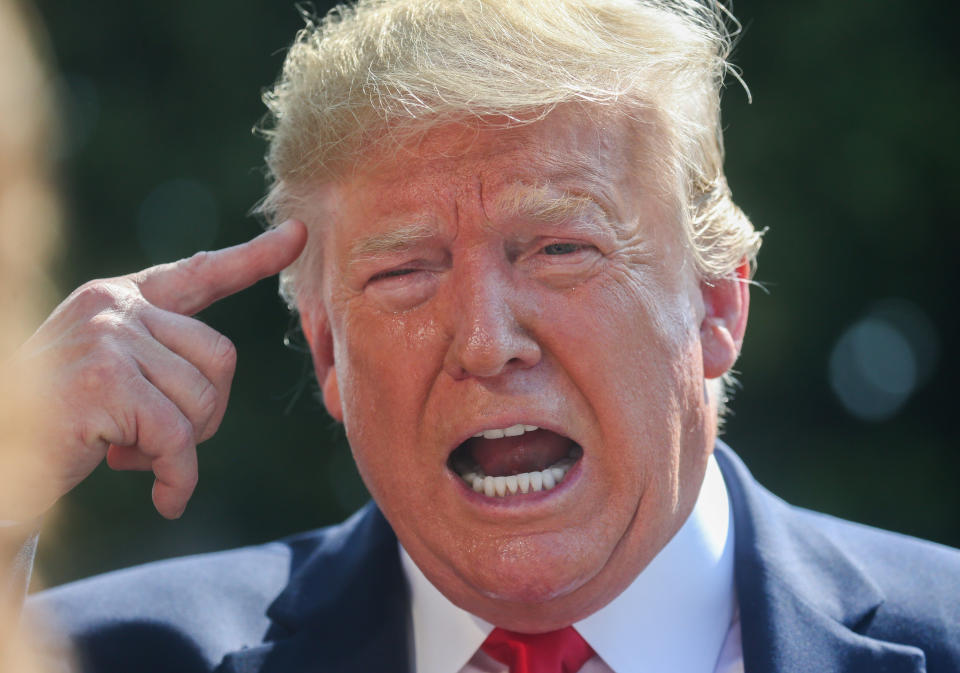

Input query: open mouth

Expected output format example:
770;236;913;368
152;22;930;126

447;424;583;498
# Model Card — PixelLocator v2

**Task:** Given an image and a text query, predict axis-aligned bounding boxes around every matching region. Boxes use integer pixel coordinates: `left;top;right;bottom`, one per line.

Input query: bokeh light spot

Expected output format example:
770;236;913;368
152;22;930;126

829;299;939;422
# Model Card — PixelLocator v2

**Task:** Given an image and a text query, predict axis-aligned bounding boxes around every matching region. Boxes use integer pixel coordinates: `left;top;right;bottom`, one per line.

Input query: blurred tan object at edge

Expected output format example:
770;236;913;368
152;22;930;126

0;0;71;670
0;0;62;520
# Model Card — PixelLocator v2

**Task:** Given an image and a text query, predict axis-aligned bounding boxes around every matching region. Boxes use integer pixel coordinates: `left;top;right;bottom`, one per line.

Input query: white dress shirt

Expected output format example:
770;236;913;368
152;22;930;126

400;455;743;673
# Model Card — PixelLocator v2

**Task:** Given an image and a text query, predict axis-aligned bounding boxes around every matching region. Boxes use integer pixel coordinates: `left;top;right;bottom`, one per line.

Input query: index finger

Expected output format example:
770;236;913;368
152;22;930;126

133;219;308;315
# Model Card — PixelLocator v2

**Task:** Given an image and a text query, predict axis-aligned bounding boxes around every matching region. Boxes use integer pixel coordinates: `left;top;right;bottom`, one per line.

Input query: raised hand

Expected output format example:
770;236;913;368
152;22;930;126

9;220;307;520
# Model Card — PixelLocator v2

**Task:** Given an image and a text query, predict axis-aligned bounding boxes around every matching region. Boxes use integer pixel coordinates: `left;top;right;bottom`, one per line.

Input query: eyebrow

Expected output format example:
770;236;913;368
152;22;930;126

494;182;625;238
495;184;602;223
350;222;437;260
347;173;625;266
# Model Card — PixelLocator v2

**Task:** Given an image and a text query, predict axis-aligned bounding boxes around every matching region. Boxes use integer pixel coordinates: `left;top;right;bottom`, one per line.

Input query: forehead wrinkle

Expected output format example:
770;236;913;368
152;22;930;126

508;148;610;188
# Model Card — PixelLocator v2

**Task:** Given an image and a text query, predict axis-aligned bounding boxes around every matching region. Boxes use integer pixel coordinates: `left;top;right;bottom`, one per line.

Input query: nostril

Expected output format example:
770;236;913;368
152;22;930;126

443;291;542;378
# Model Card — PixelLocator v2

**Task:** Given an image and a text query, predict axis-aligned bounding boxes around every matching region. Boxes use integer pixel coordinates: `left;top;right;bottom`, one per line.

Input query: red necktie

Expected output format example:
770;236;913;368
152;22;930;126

481;626;596;673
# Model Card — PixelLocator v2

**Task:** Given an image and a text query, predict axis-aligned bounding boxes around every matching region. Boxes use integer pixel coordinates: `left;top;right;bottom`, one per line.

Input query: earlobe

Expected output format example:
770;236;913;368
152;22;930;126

699;260;751;379
299;305;343;422
322;368;344;423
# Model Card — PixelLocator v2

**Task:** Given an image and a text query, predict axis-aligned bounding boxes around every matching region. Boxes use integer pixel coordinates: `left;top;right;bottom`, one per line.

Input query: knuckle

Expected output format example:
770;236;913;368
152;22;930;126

74;416;111;454
168;418;196;452
70;281;119;313
85;312;119;339
87;312;140;343
199;417;222;443
76;406;136;452
211;334;237;373
72;305;147;364
149;408;194;457
70;279;140;315
195;378;219;420
181;250;211;279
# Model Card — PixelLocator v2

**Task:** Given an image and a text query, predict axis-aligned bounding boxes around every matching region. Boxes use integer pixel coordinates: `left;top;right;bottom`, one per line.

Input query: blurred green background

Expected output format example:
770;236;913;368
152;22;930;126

28;0;959;587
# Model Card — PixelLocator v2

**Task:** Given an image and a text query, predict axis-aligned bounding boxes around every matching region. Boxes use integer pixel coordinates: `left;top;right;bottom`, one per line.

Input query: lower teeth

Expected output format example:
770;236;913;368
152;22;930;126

459;452;578;497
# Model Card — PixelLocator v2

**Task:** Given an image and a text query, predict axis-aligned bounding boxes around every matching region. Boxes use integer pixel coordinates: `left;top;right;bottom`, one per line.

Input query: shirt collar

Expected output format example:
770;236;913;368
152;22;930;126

400;546;493;673
400;454;736;673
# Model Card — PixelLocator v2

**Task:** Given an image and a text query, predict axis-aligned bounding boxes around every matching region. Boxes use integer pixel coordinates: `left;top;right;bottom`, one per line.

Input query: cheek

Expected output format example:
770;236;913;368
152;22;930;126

334;310;444;435
561;270;704;457
570;267;699;368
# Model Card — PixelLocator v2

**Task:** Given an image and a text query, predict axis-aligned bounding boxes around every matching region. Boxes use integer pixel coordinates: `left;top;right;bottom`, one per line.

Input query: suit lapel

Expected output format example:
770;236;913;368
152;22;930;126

215;503;410;673
715;444;926;673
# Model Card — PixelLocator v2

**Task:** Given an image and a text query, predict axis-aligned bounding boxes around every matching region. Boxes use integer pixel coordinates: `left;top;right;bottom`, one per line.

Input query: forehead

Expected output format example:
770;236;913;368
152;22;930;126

333;107;672;219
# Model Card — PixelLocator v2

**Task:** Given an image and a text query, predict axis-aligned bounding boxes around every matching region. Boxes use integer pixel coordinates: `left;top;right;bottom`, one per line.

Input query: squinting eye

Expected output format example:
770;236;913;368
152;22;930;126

364;266;438;312
542;242;582;255
370;268;417;282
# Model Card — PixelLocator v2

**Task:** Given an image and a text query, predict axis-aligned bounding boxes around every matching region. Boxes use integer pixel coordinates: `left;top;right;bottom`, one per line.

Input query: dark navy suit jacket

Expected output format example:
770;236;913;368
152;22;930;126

28;445;960;672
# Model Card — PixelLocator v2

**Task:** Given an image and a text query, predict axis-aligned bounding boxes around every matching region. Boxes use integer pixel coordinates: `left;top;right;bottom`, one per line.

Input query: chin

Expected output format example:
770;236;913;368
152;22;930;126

461;570;605;634
479;568;585;605
457;533;606;609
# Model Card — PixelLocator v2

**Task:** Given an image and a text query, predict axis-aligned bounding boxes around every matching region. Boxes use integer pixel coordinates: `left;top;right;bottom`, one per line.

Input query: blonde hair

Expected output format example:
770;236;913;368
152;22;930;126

257;0;762;305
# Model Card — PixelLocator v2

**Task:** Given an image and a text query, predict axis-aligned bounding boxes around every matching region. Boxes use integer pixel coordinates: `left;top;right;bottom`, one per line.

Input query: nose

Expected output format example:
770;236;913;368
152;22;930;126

442;261;541;380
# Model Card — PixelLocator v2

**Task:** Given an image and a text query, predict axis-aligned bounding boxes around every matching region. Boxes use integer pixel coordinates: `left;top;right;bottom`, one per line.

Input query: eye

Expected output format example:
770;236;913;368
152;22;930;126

370;267;418;282
542;242;584;255
363;264;439;312
524;238;603;288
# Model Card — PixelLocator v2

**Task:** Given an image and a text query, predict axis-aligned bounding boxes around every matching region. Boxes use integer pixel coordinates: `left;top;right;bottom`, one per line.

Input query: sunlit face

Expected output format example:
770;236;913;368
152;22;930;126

299;107;743;631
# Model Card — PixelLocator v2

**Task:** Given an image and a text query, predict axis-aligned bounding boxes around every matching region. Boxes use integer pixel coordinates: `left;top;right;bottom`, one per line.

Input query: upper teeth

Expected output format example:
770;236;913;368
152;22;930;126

473;424;539;439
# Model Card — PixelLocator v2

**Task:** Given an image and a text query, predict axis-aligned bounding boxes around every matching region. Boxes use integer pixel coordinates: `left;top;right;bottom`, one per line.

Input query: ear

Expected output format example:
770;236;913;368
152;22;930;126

699;260;751;379
300;306;344;423
321;368;343;423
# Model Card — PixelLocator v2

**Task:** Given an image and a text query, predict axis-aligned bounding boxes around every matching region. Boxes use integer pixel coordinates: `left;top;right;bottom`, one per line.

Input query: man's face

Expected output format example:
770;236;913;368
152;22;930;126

300;108;740;630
